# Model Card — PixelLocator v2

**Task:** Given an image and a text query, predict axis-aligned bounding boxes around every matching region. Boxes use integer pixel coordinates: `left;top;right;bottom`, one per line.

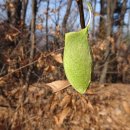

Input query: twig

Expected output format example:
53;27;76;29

99;1;111;83
94;55;117;71
25;0;36;88
0;104;16;109
0;88;16;109
0;60;37;80
0;47;64;81
76;0;85;28
9;24;21;33
18;0;37;106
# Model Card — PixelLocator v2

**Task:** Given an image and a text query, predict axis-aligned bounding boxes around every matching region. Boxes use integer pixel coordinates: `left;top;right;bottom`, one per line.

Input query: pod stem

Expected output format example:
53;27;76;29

86;2;92;28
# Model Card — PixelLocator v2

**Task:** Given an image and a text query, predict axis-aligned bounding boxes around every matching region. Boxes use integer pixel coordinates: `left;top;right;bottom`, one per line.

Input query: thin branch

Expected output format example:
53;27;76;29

76;0;85;28
62;0;73;34
25;0;36;85
0;47;64;81
18;0;37;105
46;0;50;50
99;0;112;83
21;0;28;26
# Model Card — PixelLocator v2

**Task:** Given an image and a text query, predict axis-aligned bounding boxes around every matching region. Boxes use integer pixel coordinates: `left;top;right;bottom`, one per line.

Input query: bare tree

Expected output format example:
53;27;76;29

21;0;28;26
99;0;116;83
54;0;62;48
6;0;22;25
128;4;130;41
92;0;96;38
26;0;37;85
45;0;50;50
99;0;127;83
18;0;37;105
62;0;72;34
99;0;106;38
116;1;127;47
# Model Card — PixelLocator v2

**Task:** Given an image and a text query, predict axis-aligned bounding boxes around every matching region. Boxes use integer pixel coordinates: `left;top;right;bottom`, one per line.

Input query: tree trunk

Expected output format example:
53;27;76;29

92;0;96;38
19;0;37;105
6;0;22;25
116;0;127;47
62;0;72;34
21;0;28;26
25;0;36;87
99;0;112;83
46;0;50;50
99;0;106;38
54;0;62;48
99;0;118;83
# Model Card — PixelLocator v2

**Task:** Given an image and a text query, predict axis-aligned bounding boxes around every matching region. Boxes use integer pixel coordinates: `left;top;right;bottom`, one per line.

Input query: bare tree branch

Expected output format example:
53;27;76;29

99;0;112;83
46;0;50;50
21;0;28;26
62;0;72;34
76;0;85;29
18;0;37;105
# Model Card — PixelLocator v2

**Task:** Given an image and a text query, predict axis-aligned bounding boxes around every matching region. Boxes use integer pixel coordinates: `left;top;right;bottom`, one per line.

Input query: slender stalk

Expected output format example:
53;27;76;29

76;0;85;28
25;0;36;86
46;0;50;50
19;0;36;105
62;0;72;34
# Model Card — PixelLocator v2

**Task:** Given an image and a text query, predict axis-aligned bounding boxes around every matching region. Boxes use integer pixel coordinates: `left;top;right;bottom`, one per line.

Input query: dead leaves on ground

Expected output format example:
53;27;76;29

0;82;130;129
51;53;63;64
54;107;71;126
47;80;70;93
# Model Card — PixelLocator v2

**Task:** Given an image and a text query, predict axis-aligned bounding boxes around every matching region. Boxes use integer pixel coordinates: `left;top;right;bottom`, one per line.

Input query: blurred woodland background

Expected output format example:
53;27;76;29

0;0;130;84
0;0;130;129
0;0;130;83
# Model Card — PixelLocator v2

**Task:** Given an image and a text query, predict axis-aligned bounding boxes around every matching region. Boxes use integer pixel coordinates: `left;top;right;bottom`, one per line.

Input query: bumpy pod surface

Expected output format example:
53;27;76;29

63;27;92;94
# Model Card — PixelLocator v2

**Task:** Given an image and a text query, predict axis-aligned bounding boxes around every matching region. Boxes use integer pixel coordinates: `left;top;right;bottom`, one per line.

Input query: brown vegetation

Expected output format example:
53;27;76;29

0;0;130;129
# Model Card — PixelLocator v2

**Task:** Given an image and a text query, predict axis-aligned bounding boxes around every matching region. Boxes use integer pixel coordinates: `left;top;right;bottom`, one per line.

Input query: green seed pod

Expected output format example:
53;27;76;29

63;3;92;94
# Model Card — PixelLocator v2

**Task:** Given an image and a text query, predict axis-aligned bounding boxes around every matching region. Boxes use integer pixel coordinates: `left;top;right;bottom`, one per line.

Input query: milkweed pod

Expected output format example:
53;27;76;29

63;2;92;94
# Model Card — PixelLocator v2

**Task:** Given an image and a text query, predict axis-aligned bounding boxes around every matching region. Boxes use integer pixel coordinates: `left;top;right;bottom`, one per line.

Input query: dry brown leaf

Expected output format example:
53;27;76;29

44;65;56;72
36;24;43;30
8;3;14;8
87;101;94;111
46;80;70;93
71;126;84;130
12;32;19;37
0;79;6;86
54;107;71;126
6;34;13;41
51;53;63;63
37;54;44;68
59;95;71;108
86;89;95;95
94;12;101;16
122;101;130;114
50;102;58;113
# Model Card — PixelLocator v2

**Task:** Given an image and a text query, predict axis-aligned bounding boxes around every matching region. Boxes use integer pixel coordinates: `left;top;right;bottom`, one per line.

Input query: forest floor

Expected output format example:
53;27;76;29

0;82;130;130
